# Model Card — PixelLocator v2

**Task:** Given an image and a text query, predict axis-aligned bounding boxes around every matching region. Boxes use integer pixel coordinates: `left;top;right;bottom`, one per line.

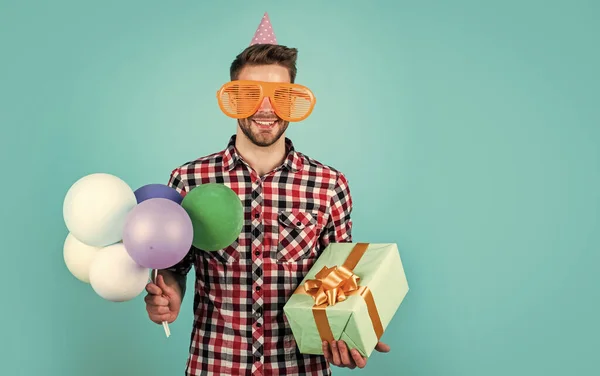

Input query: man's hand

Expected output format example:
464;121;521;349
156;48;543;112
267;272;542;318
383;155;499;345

323;340;390;369
144;273;182;324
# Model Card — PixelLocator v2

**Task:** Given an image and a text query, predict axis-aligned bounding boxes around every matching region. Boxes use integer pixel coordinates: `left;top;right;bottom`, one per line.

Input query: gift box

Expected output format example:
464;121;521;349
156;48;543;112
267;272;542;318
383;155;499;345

283;242;409;358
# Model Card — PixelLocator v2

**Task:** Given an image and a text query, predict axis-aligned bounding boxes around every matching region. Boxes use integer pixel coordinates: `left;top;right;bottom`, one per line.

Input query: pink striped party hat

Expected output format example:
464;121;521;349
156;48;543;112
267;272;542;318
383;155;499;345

250;12;277;45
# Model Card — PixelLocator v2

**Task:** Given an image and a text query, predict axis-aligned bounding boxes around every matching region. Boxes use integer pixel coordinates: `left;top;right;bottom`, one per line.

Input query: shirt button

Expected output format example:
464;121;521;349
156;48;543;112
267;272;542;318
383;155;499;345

256;286;261;291
256;322;262;327
254;250;260;256
255;212;260;219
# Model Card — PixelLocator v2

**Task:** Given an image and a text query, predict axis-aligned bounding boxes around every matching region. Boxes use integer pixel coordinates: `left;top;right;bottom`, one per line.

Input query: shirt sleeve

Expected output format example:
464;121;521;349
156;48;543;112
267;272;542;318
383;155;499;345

162;167;194;296
320;172;353;248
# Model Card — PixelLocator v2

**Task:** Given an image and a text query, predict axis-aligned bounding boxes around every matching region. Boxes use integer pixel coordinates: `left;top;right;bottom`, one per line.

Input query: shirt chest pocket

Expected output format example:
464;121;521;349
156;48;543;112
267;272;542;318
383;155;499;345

276;210;319;263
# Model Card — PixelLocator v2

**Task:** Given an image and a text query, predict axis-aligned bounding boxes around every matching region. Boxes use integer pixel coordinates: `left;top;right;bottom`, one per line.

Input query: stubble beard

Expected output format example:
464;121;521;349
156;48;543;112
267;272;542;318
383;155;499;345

238;117;289;147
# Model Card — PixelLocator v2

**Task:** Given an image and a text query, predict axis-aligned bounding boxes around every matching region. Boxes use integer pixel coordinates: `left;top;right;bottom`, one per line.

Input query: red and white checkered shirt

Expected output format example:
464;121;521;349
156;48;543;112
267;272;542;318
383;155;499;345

165;135;353;376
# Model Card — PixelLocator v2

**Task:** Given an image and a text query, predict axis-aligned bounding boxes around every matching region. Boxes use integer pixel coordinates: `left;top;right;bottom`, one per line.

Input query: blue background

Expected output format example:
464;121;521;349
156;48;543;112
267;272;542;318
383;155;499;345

1;0;598;375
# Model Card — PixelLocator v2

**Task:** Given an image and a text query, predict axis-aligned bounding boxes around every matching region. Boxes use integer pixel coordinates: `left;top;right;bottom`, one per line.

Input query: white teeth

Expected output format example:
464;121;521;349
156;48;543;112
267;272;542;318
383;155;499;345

254;120;276;126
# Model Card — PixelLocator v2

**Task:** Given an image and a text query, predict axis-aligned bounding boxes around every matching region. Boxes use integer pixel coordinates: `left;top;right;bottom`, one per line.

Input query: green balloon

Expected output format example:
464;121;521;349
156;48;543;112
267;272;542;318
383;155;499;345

181;183;244;251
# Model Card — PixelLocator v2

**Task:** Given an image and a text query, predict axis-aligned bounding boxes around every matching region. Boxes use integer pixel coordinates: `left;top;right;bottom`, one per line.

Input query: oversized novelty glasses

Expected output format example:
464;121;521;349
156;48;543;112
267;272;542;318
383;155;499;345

216;80;316;122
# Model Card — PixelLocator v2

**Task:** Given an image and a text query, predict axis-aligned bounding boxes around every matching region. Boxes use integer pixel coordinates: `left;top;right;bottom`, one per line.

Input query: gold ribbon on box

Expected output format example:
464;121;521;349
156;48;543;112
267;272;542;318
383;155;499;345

293;243;384;342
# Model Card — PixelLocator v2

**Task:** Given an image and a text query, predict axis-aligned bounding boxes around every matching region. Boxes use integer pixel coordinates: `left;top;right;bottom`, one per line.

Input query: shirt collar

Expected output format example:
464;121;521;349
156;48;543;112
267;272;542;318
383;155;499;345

222;135;304;173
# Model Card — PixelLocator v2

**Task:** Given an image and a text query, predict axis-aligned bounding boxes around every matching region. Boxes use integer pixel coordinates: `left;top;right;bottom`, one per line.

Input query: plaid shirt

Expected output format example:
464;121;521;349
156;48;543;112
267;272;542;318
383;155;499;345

165;135;353;376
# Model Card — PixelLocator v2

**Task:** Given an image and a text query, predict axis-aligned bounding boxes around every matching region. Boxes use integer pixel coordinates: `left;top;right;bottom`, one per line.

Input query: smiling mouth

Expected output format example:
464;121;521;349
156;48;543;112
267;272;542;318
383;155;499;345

252;118;278;129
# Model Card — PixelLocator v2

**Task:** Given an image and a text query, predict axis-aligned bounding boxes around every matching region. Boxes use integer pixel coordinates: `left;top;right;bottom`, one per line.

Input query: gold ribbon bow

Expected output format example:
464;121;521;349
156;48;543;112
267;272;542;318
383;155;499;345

304;265;360;307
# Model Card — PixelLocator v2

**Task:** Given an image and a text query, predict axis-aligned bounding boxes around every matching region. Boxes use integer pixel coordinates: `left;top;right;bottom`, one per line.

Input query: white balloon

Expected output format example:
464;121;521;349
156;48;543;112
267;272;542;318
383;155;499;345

89;243;149;302
63;173;137;247
63;232;101;283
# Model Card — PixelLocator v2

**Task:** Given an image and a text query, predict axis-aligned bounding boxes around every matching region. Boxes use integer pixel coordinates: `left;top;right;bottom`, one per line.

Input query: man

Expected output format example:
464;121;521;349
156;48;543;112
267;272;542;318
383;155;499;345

144;13;389;375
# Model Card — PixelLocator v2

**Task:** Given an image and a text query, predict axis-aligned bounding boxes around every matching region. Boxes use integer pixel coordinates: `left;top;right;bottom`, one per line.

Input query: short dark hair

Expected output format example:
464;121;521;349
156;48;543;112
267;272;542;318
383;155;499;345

230;44;298;83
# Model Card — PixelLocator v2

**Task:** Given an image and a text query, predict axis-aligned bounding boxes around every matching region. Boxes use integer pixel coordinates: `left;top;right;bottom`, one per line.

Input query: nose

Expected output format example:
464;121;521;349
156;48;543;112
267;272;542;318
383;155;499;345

258;96;274;112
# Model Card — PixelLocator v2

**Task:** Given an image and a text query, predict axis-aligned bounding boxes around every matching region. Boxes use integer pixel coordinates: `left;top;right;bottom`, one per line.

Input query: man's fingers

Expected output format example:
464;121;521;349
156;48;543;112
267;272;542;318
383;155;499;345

350;349;367;368
145;283;162;296
329;341;341;365
150;305;170;315
322;341;332;363
144;294;169;306
337;341;356;369
375;341;391;353
156;275;175;297
145;277;176;324
149;313;172;324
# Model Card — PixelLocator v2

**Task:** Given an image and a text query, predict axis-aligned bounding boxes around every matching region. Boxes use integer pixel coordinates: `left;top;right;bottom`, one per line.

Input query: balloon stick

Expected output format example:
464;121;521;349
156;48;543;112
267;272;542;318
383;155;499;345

153;269;171;338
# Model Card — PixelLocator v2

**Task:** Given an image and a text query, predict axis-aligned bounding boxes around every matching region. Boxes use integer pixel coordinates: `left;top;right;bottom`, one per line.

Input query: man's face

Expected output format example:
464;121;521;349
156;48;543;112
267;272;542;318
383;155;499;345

236;64;290;147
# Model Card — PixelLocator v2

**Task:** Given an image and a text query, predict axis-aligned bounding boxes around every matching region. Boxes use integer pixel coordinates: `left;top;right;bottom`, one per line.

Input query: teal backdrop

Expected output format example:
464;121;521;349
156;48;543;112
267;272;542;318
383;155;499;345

1;0;598;375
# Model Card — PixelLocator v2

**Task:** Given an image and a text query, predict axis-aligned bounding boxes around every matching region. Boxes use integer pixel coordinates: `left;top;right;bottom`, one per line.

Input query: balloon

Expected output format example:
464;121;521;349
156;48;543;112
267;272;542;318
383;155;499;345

63;232;101;283
134;184;183;205
181;183;244;251
63;173;137;247
89;243;149;302
122;198;194;269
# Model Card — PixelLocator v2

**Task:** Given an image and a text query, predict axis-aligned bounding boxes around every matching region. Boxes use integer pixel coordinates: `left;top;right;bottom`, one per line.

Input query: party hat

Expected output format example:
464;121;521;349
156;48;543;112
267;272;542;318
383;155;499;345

250;12;277;45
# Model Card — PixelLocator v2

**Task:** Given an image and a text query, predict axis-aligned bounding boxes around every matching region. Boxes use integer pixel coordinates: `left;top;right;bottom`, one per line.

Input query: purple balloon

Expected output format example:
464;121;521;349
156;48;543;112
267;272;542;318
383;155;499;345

134;184;183;205
122;198;193;269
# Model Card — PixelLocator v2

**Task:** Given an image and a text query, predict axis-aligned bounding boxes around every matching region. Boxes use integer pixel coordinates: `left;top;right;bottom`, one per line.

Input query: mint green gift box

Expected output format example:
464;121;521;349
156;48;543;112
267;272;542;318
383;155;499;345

283;243;409;357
